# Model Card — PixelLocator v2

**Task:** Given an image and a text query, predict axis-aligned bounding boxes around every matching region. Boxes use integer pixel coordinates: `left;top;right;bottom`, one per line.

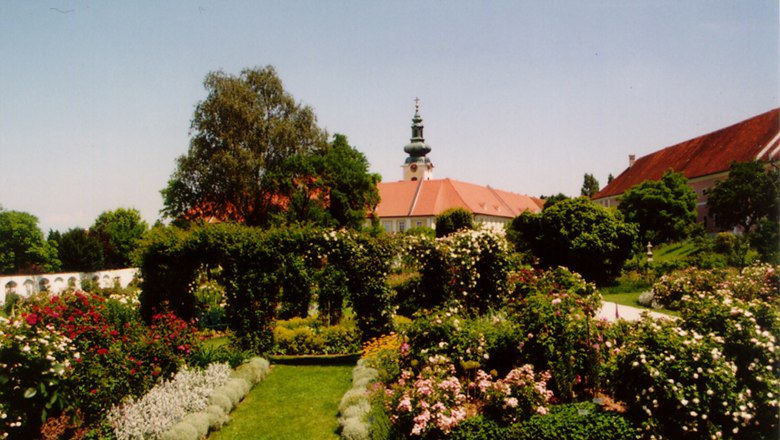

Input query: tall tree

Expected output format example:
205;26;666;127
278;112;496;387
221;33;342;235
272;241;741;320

161;66;328;226
540;193;569;211
91;208;148;269
707;161;780;262
581;173;600;197
707;161;779;233
264;134;381;229
618;170;697;244
507;197;637;284
0;208;59;274
49;228;104;272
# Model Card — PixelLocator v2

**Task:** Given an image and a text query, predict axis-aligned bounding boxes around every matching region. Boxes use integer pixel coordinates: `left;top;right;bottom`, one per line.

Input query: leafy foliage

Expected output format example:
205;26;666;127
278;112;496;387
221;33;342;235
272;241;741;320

539;193;569;211
707;161;780;263
580;173;600;197
507;197;638;284
708;161;779;232
508;402;635;440
617;170;697;244
161;66;328;226
266;133;381;230
434;207;474;238
138;224;394;352
90;208;148;269
0;291;200;438
404;229;514;313
48;227;104;272
0;208;59;274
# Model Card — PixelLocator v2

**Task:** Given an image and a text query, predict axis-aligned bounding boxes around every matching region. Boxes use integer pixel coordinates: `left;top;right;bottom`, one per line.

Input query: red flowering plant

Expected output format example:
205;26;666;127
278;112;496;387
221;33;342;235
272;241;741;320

0;291;201;436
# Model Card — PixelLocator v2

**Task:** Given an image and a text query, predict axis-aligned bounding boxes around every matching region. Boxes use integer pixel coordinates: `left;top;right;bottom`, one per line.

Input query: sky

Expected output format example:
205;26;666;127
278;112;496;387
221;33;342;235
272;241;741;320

1;1;778;233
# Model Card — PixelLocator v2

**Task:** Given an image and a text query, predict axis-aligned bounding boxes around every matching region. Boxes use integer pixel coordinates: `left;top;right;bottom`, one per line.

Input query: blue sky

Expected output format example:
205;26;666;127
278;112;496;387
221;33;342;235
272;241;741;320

1;1;777;232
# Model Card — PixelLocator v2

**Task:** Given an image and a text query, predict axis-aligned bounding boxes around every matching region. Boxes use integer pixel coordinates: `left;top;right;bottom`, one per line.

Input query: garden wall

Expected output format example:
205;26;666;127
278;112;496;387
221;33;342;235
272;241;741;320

0;267;138;304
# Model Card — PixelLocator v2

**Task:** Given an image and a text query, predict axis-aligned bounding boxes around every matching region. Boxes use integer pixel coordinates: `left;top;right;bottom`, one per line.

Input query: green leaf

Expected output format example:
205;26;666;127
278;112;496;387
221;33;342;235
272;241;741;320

23;387;37;398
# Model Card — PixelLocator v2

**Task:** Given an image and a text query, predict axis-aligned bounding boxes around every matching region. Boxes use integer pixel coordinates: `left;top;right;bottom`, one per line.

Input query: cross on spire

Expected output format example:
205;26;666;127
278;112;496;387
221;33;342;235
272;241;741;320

414;97;420;110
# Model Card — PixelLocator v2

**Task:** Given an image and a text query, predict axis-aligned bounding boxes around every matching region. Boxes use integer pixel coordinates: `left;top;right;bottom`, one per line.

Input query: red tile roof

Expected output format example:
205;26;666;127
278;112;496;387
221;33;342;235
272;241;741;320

594;108;780;200
374;178;543;219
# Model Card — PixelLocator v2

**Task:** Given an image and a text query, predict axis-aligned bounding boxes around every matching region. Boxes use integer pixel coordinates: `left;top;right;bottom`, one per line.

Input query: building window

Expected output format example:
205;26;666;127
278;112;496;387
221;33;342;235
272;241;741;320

416;220;423;227
383;222;392;233
399;221;406;233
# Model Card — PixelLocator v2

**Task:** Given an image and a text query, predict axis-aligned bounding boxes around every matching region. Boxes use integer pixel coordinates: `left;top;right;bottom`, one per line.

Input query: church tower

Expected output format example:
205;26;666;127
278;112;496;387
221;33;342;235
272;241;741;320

402;98;434;181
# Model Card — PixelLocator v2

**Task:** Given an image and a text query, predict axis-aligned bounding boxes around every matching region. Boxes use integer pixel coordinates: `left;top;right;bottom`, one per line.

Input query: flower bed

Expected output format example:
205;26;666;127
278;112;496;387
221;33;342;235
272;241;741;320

345;266;779;439
109;357;269;440
0;289;257;439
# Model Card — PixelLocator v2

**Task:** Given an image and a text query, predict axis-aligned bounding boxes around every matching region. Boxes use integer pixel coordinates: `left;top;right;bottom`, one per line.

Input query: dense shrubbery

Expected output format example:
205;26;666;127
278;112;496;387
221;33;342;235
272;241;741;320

138;224;395;353
651;262;779;309
0;290;202;438
402;228;514;313
272;314;361;355
507;197;638;284
351;265;779;440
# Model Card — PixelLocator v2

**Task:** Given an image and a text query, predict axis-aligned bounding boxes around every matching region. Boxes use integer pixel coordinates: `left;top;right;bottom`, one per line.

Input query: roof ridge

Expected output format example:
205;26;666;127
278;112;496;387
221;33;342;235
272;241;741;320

485;185;517;216
407;178;425;216
442;178;469;211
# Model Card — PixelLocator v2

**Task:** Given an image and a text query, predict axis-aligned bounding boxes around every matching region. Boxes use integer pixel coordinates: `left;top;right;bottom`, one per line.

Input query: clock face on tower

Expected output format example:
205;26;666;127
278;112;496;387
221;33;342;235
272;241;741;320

410;163;418;172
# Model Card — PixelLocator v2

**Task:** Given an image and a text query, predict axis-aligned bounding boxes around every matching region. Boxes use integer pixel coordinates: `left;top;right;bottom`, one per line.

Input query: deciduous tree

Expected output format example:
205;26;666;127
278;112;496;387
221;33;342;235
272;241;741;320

707;161;780;262
0;208;59;274
161;66;328;226
264;134;380;229
507;197;637;284
617;170;697;244
48;228;104;272
91;208;148;269
434;207;474;237
580;173;600;197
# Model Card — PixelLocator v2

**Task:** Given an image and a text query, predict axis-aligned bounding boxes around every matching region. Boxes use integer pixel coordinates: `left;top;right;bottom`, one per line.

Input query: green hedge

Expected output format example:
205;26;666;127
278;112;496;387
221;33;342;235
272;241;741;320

137;224;394;353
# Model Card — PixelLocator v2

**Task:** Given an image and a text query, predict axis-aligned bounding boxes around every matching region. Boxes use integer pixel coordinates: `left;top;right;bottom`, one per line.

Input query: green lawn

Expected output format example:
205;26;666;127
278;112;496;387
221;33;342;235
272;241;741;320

209;364;353;440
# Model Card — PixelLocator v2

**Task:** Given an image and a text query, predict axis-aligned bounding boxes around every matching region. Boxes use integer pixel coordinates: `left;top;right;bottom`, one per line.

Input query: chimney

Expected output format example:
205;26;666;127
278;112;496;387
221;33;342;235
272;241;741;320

628;154;636;168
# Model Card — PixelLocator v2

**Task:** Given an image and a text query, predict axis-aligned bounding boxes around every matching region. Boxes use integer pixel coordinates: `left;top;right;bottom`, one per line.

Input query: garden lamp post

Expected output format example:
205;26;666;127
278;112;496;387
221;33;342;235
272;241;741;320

645;242;653;282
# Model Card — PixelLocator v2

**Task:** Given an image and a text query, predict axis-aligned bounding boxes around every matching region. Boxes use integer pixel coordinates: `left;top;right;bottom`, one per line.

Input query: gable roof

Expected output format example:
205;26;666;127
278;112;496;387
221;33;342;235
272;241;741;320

594;108;780;200
374;178;543;219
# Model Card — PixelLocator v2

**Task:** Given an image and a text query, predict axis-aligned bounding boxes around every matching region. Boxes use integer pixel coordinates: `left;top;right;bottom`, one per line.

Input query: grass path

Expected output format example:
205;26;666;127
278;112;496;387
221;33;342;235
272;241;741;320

209;364;353;440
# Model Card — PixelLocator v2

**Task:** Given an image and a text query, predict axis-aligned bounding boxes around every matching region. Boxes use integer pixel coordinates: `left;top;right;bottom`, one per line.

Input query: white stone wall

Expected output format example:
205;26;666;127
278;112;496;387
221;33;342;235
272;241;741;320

0;268;139;305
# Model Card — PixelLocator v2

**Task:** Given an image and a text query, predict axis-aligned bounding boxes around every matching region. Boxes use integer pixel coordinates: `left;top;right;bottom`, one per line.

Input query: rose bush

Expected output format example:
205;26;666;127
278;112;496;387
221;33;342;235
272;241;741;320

0;290;201;438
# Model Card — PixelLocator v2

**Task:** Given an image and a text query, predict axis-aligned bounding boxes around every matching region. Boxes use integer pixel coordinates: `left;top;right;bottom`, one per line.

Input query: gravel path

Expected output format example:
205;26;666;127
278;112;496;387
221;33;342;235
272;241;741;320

597;301;675;322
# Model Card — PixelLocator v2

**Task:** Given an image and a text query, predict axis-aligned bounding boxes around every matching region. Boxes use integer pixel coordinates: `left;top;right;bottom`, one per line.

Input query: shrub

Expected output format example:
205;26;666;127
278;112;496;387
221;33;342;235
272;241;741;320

506;197;638;284
435;207;474;238
651;267;730;309
505;268;607;400
508;402;635;440
404;229;514;313
273;315;361;355
610;317;755;439
0;316;76;439
727;262;780;302
448;416;507;440
2;290;21;314
677;288;779;438
378;358;469;437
